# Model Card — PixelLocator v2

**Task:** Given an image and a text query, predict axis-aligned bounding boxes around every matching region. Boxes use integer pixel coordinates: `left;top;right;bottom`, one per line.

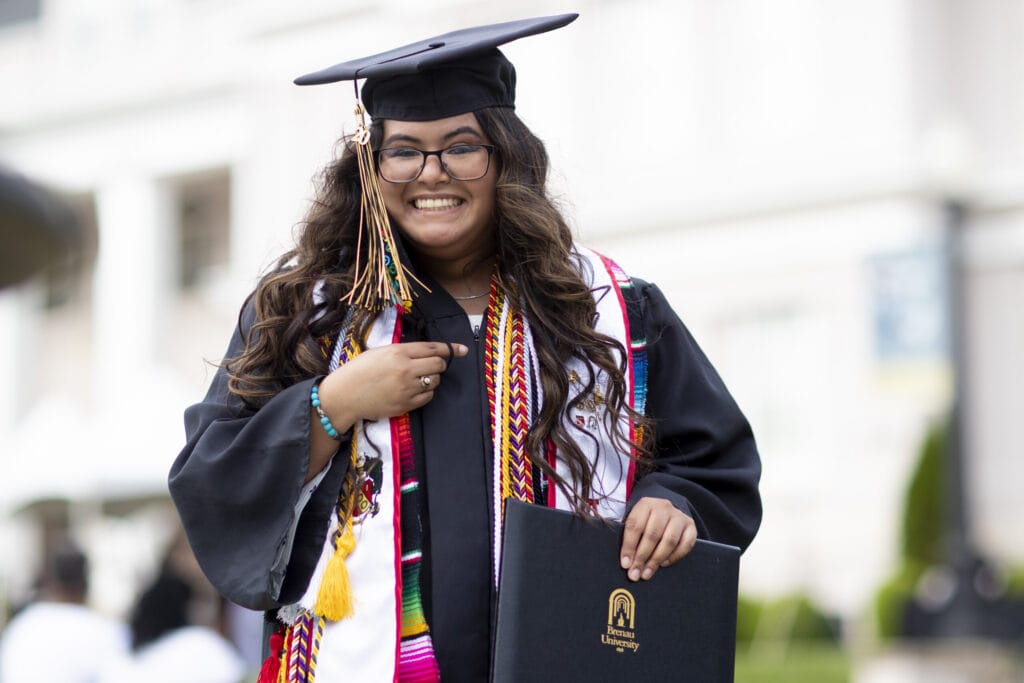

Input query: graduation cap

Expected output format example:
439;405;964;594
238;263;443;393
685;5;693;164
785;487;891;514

294;14;578;311
294;13;578;121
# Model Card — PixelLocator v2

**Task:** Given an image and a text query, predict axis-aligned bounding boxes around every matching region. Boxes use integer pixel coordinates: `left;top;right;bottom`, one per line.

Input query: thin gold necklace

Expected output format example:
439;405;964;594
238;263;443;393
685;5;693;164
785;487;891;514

451;290;489;301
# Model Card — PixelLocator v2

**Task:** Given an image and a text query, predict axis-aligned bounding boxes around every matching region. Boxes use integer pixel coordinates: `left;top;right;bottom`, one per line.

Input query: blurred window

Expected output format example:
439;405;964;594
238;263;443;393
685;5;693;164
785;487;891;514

174;169;231;290
715;305;833;462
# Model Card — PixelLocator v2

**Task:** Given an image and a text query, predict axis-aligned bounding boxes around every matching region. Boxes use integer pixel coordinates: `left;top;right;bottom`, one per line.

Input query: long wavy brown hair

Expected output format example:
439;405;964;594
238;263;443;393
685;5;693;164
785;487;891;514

226;107;651;515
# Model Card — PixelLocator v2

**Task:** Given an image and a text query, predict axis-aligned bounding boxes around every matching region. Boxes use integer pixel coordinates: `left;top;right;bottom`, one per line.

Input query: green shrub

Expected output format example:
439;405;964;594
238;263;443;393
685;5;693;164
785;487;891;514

737;592;838;646
873;419;948;638
760;594;838;642
901;421;947;565
1005;565;1024;595
873;560;925;639
736;594;764;646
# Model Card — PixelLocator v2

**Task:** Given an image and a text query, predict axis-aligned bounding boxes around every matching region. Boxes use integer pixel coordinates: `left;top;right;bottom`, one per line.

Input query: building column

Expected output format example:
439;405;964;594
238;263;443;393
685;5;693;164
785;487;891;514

92;176;176;410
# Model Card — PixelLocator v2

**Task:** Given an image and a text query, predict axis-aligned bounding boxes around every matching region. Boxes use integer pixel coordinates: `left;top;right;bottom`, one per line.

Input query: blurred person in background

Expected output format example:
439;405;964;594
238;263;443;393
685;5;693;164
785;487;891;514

169;13;761;682
0;541;128;683
97;561;247;683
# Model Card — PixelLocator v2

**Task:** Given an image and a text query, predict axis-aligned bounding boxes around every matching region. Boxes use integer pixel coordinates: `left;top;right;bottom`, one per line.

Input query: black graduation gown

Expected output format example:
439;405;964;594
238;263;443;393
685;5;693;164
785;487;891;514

168;277;762;683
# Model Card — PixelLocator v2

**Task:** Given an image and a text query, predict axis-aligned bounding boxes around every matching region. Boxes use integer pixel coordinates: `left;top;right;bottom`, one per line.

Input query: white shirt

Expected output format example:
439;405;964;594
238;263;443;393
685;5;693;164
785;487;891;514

0;602;128;683
97;626;247;683
467;313;483;338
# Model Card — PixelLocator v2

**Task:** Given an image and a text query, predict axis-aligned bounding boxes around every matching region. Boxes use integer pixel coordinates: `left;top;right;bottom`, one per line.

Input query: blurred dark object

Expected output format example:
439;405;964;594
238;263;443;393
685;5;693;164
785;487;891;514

0;0;41;25
104;540;246;683
46;541;89;601
898;200;1024;642
130;570;192;652
902;559;1024;640
0;166;82;289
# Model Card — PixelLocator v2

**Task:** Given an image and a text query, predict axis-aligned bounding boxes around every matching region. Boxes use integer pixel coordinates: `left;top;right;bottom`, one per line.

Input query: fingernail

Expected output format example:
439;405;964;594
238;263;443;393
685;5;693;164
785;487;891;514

456;344;468;355
620;556;631;569
628;567;641;581
642;567;653;580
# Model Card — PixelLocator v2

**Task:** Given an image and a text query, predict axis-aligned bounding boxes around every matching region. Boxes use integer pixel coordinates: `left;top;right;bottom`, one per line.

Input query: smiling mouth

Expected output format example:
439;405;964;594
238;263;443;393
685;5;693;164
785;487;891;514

413;197;464;210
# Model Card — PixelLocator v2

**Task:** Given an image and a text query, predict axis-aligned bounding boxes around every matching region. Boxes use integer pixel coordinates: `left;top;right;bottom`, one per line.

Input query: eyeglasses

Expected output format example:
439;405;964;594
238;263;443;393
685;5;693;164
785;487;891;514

376;144;496;183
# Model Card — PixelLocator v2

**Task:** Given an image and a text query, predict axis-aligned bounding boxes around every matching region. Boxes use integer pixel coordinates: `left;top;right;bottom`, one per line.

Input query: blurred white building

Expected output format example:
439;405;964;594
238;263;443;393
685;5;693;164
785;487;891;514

1;0;1022;639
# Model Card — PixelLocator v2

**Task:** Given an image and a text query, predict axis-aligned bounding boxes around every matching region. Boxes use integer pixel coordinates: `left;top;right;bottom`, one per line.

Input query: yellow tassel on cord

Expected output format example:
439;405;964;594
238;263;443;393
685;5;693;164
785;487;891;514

314;437;361;621
313;516;357;621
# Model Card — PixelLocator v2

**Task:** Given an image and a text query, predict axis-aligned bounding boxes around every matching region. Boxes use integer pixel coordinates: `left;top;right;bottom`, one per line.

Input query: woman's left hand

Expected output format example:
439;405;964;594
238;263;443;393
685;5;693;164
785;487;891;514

619;497;697;582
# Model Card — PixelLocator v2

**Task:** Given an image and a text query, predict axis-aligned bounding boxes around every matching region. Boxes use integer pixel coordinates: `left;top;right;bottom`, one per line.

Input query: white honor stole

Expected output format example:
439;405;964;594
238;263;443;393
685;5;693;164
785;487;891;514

546;247;638;517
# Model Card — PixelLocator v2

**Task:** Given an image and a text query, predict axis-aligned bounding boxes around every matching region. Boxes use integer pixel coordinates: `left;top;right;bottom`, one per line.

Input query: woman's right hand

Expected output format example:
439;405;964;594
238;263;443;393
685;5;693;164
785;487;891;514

306;341;467;481
319;341;468;425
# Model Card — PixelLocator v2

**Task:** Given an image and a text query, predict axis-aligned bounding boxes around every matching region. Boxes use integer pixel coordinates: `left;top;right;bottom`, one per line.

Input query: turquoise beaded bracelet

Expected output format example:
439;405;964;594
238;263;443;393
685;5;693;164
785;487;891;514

310;381;341;440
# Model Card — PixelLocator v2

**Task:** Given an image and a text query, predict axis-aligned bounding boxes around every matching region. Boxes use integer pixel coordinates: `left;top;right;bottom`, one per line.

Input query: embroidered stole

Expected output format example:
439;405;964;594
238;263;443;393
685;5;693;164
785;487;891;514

269;247;646;682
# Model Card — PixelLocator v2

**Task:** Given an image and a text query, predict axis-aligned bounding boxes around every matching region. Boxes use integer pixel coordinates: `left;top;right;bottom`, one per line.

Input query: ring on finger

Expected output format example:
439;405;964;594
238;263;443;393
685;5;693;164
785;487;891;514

420;375;432;389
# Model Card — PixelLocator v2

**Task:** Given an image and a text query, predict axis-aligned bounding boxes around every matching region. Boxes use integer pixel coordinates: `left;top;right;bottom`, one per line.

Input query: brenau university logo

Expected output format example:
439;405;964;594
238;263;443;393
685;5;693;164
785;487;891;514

601;588;640;653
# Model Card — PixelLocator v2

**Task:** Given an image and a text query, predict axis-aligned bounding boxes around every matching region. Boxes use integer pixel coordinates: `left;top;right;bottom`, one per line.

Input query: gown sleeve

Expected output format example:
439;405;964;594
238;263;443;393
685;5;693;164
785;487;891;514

626;280;763;552
168;300;349;610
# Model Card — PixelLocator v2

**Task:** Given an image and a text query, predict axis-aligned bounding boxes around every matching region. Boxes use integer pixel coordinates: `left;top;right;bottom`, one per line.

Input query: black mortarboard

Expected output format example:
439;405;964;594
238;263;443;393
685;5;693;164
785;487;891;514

293;15;578;312
294;14;578;121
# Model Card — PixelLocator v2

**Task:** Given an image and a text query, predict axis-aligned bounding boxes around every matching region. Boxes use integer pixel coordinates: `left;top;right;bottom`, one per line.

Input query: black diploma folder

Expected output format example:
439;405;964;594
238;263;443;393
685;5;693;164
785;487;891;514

492;500;740;682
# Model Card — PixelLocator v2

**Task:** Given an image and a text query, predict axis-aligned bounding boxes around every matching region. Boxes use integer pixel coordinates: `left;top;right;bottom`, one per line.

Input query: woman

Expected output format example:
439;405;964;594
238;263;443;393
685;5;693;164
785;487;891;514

169;14;761;682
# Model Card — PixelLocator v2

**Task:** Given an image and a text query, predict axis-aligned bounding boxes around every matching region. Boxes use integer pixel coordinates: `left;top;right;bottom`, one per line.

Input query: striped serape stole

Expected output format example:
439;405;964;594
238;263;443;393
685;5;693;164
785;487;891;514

395;413;442;682
602;256;649;445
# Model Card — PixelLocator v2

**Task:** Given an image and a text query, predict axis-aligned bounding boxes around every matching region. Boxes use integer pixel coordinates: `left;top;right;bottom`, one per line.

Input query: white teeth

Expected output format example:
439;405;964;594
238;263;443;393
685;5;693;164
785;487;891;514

414;197;462;210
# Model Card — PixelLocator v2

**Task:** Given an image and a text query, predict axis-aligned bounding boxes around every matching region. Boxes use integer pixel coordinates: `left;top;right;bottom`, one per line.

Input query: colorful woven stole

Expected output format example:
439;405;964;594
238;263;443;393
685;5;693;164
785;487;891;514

600;254;648;450
265;246;645;682
394;412;441;681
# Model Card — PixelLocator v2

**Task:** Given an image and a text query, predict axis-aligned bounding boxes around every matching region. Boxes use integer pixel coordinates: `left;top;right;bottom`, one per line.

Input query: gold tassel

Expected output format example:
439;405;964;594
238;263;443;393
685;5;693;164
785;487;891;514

345;102;425;312
313;518;358;621
313;438;361;621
